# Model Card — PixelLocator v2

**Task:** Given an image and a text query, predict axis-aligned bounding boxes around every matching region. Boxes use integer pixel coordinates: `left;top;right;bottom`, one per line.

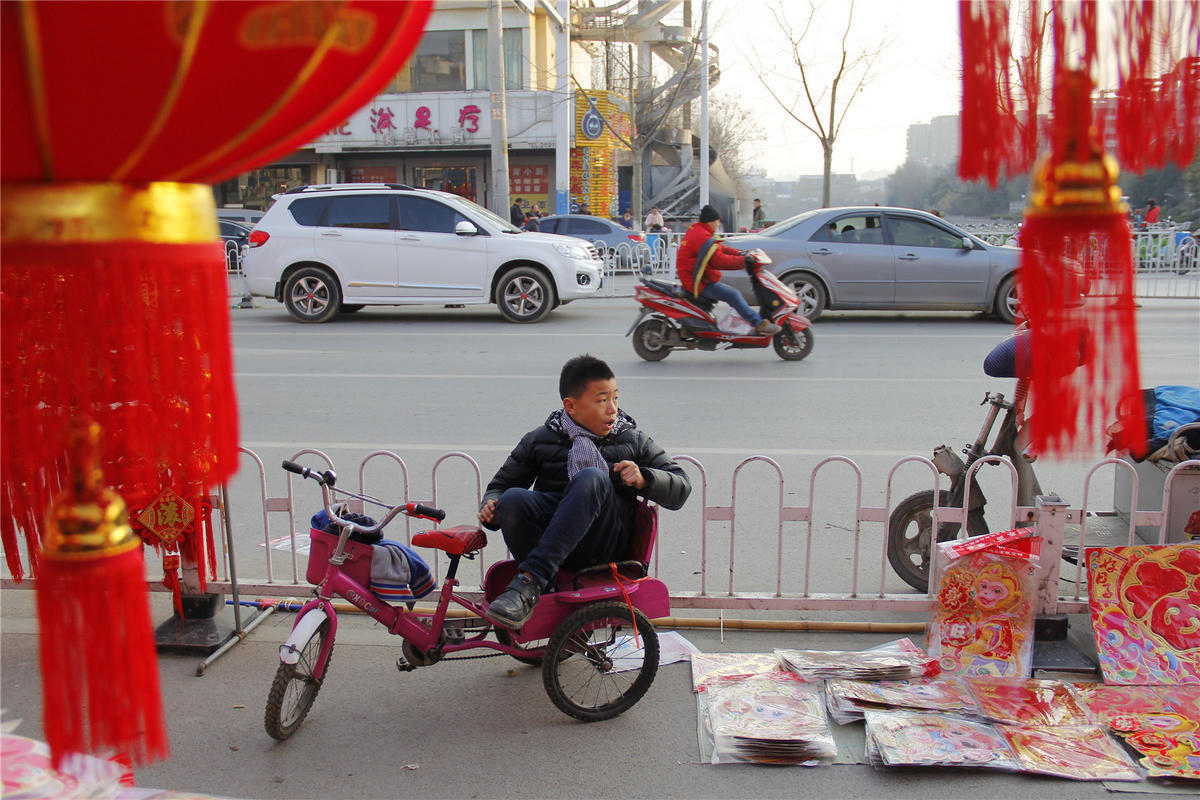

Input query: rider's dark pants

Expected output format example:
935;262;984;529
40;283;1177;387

494;467;630;588
700;280;763;326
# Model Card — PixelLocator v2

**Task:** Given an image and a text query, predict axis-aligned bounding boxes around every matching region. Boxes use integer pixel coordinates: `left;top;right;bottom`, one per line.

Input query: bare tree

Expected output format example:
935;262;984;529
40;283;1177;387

749;0;885;207
709;94;766;184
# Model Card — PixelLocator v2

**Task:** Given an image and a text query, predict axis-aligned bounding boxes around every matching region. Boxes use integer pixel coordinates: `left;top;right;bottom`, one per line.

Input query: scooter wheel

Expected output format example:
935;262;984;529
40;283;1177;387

632;318;672;361
887;490;989;592
773;326;813;361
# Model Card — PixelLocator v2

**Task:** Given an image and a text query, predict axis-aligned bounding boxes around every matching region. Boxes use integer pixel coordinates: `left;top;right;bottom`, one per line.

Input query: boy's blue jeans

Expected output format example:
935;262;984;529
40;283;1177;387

700;280;763;326
494;467;630;588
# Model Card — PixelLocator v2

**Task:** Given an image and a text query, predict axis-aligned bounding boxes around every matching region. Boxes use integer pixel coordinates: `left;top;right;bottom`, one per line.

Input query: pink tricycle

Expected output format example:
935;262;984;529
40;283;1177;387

265;460;669;740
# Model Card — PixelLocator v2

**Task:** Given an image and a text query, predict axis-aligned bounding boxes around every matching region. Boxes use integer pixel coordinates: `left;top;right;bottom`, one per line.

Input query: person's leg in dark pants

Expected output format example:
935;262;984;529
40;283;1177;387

488;468;629;628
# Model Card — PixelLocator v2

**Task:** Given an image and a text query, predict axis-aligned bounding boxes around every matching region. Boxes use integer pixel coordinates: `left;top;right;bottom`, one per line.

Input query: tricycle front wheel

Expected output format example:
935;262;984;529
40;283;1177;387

542;601;659;722
265;618;332;740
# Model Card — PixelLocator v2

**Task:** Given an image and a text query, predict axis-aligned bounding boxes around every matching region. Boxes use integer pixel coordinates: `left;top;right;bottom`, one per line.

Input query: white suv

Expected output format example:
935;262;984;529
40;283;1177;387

242;184;603;323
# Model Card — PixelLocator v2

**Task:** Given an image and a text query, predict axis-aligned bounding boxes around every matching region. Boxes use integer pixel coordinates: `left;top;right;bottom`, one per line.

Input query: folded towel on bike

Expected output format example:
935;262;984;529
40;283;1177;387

369;541;436;601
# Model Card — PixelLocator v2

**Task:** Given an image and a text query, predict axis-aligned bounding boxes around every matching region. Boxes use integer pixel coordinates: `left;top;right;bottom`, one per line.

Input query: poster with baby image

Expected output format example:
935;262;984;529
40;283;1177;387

928;533;1039;678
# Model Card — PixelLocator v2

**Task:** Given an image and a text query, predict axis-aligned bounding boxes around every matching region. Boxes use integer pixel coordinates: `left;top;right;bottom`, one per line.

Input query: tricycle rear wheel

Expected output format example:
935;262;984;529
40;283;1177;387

542;601;659;722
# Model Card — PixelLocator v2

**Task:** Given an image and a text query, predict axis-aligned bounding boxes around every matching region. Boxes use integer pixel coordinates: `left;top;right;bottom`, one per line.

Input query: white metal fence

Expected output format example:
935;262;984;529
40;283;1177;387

967;225;1198;299
6;446;1185;619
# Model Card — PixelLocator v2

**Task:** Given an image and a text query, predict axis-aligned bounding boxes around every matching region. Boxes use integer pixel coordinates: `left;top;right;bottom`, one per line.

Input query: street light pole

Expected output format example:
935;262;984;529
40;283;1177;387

554;0;571;214
489;0;511;218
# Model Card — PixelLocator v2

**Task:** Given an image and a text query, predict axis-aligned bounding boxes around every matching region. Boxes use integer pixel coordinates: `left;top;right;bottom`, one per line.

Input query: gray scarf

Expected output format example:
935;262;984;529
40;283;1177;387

560;411;609;478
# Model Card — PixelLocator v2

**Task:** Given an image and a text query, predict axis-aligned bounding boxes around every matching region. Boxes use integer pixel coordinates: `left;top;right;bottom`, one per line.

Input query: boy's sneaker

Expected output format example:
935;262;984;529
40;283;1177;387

755;319;782;335
485;573;541;629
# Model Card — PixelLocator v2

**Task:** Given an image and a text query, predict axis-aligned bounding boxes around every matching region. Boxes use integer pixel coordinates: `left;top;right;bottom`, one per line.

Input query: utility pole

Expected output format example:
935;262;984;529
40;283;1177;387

699;0;709;207
554;0;571;214
489;0;511;218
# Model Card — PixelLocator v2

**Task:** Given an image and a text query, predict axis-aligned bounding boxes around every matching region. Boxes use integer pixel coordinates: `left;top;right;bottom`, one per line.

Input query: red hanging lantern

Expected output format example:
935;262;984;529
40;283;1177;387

1;0;432;768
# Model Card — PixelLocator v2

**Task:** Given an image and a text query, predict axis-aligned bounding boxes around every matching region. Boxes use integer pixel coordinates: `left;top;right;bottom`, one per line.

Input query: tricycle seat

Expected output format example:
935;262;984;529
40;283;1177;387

412;525;487;555
482;502;659;601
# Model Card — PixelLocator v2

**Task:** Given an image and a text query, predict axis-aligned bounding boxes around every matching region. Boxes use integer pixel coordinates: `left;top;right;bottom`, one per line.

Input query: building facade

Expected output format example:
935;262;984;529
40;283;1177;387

215;1;630;219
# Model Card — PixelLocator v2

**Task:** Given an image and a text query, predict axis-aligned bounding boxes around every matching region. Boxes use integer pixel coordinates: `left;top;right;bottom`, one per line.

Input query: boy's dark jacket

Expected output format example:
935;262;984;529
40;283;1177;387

481;409;691;529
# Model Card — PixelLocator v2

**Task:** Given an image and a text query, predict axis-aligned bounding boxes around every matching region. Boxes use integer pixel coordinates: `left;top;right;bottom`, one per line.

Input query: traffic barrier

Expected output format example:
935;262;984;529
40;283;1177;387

4;446;1195;661
11;446;1193;605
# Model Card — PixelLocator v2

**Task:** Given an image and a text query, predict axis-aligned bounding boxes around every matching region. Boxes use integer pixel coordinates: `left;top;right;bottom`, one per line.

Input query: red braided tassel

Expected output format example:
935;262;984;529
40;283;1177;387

1018;70;1144;457
34;426;169;770
960;0;1019;185
37;545;169;768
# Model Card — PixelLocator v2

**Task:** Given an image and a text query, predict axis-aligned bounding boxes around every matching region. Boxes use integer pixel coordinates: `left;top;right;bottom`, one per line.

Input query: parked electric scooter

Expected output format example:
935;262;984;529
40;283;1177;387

886;330;1039;592
627;249;814;362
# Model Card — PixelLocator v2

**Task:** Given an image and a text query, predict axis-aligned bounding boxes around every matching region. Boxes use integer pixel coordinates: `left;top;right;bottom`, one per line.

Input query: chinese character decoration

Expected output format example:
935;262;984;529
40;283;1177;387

1;0;432;769
459;104;481;133
131;489;216;619
958;0;1198;456
413;105;432;130
372;105;398;133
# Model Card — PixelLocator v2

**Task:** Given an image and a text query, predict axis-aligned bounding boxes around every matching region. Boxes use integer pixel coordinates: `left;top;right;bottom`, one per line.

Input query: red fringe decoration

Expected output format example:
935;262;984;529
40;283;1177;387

1117;2;1200;171
1018;210;1144;456
161;553;183;619
960;1;1199;183
35;545;169;769
0;241;239;578
960;0;1019;185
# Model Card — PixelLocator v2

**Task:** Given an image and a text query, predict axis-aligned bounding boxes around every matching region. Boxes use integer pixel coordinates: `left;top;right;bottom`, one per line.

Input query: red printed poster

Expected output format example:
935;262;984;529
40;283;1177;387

1086;545;1200;685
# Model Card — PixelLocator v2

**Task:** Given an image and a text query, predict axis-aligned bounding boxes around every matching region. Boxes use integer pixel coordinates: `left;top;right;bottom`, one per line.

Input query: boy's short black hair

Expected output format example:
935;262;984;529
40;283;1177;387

559;354;614;399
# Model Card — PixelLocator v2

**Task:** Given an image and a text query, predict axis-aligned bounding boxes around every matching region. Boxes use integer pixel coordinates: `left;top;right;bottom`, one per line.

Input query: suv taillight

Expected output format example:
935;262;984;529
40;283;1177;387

248;230;270;248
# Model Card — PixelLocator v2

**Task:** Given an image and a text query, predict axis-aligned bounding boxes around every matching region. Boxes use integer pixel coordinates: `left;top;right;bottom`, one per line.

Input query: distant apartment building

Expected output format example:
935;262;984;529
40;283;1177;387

905;115;960;169
742;173;861;220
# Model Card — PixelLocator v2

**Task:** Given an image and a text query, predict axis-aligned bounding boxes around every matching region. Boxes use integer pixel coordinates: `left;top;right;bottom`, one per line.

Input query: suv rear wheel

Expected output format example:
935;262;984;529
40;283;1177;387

496;267;553;323
283;266;341;323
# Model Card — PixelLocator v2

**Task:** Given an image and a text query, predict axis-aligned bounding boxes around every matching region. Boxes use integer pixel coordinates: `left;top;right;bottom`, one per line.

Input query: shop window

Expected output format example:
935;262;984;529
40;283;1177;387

414;166;478;203
471;28;524;90
220;166;310;210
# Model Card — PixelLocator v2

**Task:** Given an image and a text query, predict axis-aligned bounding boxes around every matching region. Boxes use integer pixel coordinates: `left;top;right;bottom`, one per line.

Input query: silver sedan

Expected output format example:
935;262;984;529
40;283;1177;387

723;206;1022;322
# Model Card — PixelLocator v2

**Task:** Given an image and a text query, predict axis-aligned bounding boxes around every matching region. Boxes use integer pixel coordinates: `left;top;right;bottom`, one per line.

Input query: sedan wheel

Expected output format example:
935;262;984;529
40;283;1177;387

781;273;826;320
995;275;1020;324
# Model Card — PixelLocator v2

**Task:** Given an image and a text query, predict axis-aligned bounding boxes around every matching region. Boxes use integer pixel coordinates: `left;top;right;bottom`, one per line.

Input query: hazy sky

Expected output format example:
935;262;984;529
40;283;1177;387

711;0;963;180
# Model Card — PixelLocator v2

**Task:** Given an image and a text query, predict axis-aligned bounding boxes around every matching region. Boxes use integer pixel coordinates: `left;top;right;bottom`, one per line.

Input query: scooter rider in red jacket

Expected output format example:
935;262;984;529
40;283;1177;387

677;205;781;335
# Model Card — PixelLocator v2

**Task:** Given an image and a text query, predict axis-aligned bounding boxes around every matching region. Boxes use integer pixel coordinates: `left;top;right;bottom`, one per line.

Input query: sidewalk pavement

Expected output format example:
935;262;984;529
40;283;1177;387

0;589;1176;800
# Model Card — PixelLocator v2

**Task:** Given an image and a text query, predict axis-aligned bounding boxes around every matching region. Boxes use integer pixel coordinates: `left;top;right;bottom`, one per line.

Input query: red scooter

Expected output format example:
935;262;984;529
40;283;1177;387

626;249;814;361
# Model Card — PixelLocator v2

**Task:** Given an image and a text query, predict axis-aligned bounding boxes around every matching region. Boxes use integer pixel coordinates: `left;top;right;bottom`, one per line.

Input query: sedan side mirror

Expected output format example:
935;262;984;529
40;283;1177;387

456;220;480;236
961;236;974;250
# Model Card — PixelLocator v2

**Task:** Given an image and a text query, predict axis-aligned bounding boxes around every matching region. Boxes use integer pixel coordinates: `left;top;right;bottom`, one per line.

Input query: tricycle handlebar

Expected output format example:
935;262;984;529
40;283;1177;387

281;460;446;535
